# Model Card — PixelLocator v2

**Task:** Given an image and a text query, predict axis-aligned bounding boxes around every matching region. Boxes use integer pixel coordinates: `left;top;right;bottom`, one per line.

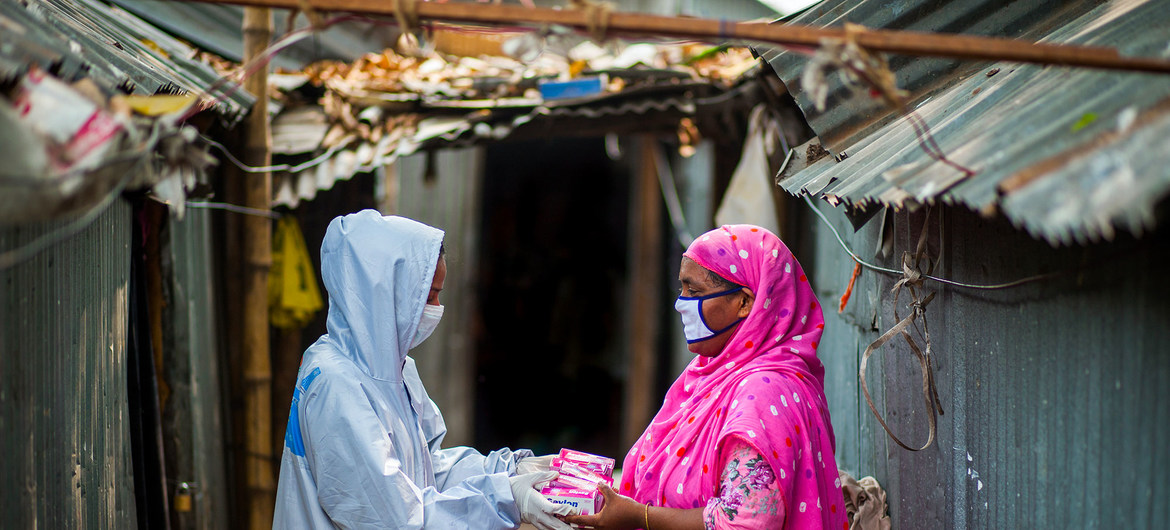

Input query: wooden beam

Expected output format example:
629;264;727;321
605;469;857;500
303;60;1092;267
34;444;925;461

624;136;663;450
182;0;1170;74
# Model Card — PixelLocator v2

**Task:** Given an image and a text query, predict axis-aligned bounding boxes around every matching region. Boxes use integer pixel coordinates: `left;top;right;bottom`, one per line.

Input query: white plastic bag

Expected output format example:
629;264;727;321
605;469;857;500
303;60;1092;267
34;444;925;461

715;105;782;236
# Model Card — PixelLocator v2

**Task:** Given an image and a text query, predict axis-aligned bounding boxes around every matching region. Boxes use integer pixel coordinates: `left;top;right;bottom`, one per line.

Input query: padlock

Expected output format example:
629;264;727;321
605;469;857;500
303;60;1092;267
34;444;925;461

174;482;193;513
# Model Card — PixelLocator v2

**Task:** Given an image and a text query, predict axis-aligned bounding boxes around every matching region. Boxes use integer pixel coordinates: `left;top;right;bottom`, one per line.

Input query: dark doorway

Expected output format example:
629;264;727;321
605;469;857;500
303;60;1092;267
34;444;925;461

474;137;630;460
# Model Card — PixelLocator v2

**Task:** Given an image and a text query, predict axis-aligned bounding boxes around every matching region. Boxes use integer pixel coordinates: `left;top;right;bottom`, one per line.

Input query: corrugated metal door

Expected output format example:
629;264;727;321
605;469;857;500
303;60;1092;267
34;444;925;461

165;208;230;529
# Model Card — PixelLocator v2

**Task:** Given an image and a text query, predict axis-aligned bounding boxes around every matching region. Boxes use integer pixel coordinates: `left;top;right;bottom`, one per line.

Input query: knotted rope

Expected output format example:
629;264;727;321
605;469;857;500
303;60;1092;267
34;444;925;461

859;211;945;451
394;0;420;37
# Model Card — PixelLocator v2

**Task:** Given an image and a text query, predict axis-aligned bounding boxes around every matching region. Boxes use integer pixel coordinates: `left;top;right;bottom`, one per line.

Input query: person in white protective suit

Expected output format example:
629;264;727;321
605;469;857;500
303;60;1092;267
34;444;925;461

273;210;574;529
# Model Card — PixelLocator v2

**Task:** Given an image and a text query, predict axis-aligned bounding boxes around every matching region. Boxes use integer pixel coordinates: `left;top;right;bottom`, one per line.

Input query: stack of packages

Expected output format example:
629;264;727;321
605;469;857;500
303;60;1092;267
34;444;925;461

541;449;615;516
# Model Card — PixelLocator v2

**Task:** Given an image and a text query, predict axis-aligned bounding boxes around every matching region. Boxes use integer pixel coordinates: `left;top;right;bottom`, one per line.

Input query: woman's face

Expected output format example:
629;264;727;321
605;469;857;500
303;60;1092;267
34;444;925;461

678;257;754;357
427;256;446;306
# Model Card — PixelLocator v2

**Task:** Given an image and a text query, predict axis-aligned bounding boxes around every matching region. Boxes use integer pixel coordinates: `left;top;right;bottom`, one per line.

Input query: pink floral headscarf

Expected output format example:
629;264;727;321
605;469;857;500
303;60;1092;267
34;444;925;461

621;225;847;529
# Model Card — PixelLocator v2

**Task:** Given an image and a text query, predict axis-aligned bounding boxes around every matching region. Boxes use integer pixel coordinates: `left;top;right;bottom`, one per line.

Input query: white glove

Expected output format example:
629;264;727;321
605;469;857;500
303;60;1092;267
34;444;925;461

516;454;555;475
509;470;575;530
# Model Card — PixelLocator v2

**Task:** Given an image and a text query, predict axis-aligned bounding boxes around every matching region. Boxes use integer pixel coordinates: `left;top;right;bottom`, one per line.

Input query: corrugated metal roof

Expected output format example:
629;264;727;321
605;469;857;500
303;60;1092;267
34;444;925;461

271;91;714;207
759;0;1093;153
0;0;253;122
761;0;1170;245
107;0;392;71
259;31;763;204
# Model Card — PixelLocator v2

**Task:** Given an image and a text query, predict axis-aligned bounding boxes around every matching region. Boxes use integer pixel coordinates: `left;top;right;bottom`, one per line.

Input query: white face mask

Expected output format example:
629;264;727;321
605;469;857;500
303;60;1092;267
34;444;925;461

675;286;744;344
410;304;444;349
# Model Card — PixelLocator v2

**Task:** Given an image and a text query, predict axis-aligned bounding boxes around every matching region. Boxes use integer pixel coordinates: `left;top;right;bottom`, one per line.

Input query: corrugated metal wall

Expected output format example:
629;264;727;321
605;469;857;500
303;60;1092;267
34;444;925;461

391;148;485;447
800;201;1170;528
166;208;230;529
0;199;137;527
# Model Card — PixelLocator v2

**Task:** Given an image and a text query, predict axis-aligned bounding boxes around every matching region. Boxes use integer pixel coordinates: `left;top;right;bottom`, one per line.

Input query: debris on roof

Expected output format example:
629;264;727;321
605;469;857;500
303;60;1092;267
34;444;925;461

1;0;254;123
0;0;245;223
266;39;762;207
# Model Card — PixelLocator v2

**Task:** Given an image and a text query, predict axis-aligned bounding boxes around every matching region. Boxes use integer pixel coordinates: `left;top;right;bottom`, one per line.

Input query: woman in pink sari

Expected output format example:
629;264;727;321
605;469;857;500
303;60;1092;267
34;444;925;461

566;225;847;530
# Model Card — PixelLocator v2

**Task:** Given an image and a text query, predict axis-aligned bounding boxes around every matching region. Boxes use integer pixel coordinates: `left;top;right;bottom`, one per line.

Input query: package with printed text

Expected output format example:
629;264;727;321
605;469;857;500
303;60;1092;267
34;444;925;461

543;448;615;517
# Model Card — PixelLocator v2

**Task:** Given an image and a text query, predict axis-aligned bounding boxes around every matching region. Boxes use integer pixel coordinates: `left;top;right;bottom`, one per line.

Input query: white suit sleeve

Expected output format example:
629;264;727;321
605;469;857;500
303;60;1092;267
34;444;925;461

302;374;522;529
431;446;534;492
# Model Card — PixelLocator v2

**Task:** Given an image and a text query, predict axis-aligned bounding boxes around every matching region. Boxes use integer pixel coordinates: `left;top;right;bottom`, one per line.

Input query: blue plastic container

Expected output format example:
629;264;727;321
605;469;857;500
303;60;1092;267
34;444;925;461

538;77;605;101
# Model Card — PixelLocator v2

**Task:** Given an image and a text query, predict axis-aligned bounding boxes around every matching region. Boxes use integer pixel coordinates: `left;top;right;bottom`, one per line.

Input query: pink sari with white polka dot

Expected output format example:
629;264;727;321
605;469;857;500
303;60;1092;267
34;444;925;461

621;225;848;530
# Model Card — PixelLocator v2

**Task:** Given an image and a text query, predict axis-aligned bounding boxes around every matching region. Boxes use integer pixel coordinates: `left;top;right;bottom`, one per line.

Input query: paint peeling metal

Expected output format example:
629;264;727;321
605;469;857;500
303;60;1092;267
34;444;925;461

0;199;136;527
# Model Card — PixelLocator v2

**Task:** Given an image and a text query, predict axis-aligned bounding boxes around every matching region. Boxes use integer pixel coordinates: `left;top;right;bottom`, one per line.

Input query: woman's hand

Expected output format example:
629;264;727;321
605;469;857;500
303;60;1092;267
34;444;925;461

562;483;644;529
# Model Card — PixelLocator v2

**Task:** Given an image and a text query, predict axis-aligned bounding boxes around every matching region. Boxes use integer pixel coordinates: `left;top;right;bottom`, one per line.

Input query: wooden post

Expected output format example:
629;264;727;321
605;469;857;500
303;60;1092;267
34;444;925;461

624;137;663;450
242;7;275;530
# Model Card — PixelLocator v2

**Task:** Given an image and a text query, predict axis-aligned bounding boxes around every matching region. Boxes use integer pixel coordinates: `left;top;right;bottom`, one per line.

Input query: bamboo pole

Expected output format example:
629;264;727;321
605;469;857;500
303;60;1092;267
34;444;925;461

242;7;275;530
184;0;1170;74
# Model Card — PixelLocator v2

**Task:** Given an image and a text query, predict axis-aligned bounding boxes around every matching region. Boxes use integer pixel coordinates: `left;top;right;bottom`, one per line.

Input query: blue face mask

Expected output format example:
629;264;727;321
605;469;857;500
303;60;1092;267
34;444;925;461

674;286;744;344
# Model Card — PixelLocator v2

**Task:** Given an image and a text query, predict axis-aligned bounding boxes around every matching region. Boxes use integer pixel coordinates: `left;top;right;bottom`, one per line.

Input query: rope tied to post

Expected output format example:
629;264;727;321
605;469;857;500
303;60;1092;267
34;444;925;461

293;0;324;32
393;0;427;56
394;0;420;36
571;0;615;43
859;211;945;451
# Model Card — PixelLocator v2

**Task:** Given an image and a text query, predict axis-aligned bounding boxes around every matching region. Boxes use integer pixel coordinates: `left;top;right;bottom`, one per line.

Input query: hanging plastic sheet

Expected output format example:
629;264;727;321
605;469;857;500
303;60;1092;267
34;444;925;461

714;105;783;236
269;216;324;329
